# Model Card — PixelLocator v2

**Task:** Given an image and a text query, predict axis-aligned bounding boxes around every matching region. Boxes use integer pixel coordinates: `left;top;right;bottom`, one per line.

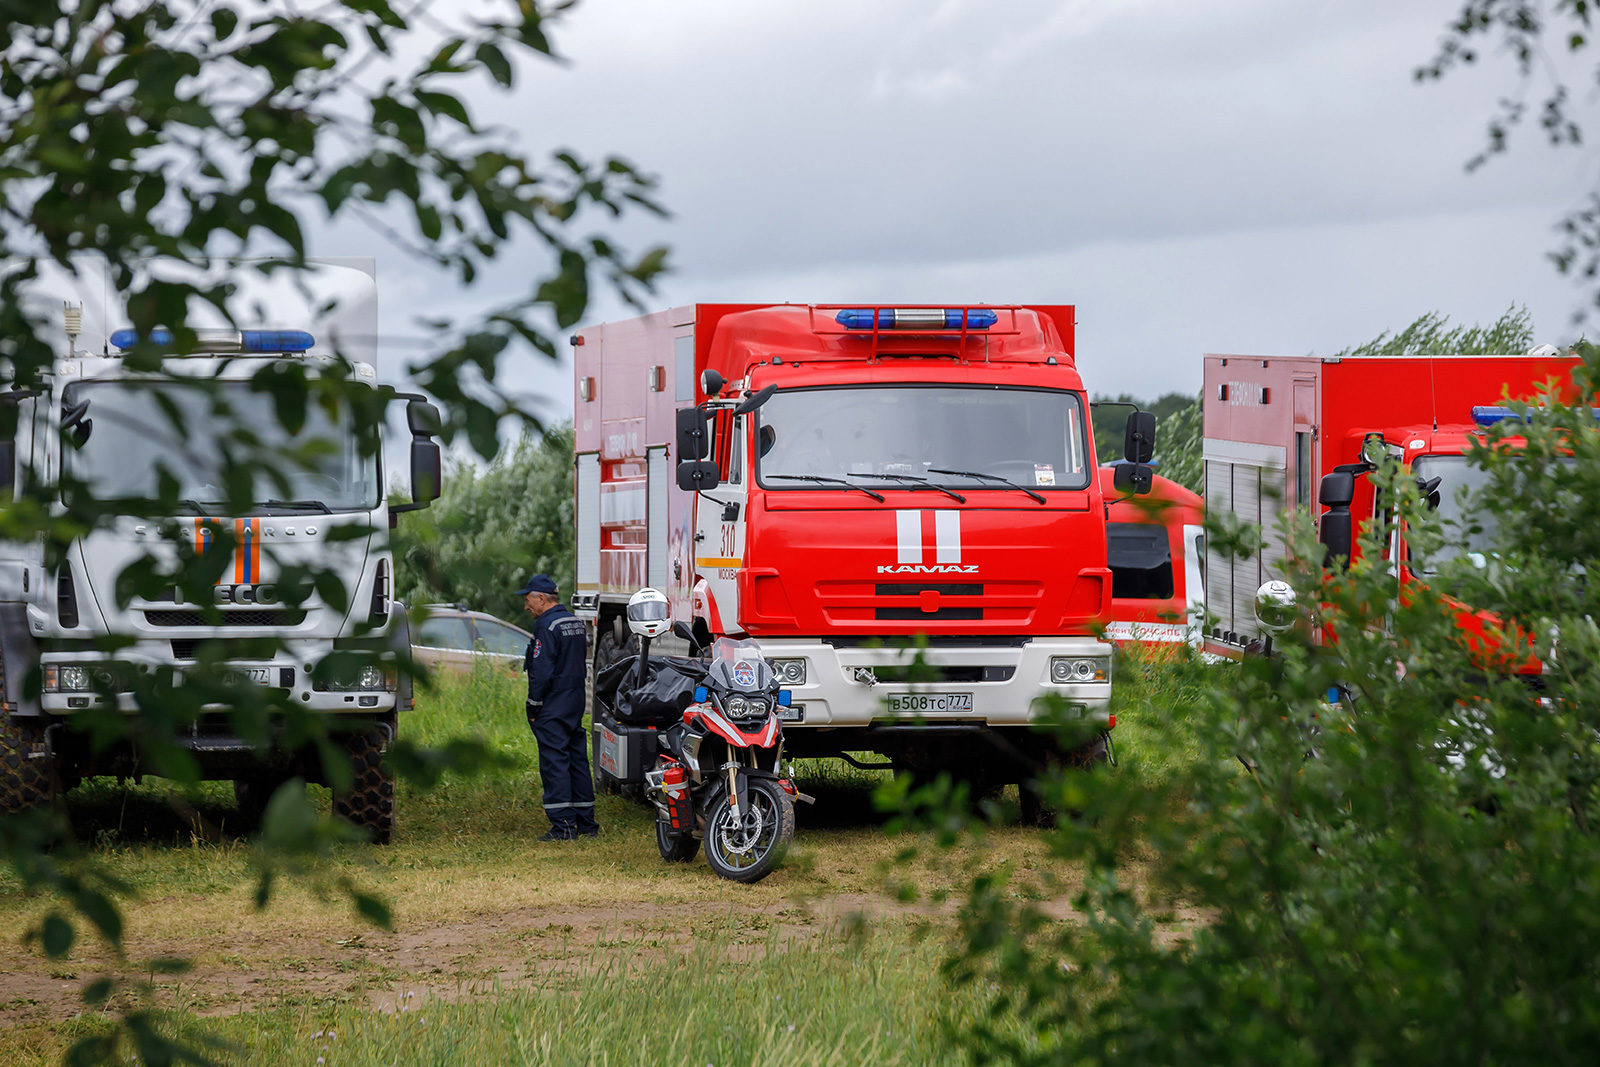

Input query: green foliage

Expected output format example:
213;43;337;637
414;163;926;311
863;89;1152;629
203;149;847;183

1092;391;1202;494
390;423;574;622
915;350;1600;1063
0;2;663;1060
1327;305;1536;358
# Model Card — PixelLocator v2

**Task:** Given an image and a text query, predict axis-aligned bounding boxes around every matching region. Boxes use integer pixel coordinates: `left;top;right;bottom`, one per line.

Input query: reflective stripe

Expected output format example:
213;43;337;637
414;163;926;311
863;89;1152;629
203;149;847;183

544;801;596;809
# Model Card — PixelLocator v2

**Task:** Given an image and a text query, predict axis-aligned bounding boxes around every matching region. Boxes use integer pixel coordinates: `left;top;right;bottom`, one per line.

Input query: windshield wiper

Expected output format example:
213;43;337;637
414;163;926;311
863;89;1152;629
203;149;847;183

765;474;885;502
847;472;966;503
175;499;226;515
927;468;1046;504
258;499;333;514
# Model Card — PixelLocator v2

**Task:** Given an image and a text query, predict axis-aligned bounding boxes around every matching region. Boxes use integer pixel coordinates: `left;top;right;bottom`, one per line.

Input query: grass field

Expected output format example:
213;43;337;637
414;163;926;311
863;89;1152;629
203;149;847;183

0;650;1215;1065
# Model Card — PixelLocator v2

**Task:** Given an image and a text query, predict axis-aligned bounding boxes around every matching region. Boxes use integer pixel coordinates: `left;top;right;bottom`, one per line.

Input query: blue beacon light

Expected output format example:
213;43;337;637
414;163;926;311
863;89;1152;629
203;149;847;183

109;329;315;353
835;308;998;330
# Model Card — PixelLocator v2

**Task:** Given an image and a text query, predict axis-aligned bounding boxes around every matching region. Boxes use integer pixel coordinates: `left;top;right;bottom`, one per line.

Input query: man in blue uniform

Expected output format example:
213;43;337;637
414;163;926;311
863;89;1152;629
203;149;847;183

519;574;599;840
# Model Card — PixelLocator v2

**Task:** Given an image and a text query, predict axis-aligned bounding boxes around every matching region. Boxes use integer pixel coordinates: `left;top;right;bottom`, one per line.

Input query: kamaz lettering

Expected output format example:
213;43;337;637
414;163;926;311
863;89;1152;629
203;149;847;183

875;564;980;575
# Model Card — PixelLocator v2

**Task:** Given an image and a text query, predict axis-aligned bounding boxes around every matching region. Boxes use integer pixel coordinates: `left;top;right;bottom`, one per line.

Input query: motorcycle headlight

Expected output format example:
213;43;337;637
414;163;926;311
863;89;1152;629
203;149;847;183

771;658;807;685
746;696;770;716
1050;656;1109;684
724;695;750;717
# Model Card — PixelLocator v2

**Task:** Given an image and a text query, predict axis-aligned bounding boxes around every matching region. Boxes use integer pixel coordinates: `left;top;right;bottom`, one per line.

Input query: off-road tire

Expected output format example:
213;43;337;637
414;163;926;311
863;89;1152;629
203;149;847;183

1;710;59;815
332;727;395;844
655;818;700;863
1020;730;1111;827
231;776;280;833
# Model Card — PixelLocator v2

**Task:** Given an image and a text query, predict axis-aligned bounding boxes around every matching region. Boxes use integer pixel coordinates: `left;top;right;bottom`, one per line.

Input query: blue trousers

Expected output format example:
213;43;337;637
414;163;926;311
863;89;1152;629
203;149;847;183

527;689;598;834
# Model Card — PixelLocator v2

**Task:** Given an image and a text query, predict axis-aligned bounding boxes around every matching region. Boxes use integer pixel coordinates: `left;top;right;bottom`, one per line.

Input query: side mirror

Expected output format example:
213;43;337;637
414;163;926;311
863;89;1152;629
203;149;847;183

1113;462;1154;495
677;460;721;492
671;620;695;643
732;384;777;416
1319;471;1355;509
676;407;709;461
410;439;442;505
701;369;724;397
1124;411;1156;464
1417;474;1442;511
1254;580;1298;633
406;399;442;437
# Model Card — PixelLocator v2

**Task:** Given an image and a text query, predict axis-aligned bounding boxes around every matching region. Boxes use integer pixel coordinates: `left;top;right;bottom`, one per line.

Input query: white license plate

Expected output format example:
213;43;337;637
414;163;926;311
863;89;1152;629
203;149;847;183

886;692;974;714
226;667;271;685
779;704;805;723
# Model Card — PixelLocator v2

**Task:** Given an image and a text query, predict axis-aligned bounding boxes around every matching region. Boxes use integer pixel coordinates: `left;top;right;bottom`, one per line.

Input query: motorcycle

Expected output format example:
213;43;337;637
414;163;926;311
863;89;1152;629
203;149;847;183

596;589;808;883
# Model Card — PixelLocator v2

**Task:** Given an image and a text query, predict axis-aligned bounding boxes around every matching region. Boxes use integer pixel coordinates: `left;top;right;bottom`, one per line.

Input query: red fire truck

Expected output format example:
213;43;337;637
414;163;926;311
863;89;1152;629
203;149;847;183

1200;351;1578;657
1099;467;1204;648
571;304;1154;782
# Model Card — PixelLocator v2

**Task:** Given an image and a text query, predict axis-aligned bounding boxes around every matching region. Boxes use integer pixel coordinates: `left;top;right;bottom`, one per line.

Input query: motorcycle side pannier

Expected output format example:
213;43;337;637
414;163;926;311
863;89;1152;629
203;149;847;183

592;712;658;786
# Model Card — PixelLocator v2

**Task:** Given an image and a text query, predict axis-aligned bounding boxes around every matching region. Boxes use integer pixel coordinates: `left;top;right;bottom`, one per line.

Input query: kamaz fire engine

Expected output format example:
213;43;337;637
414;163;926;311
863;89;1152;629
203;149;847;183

572;304;1155;788
1200;349;1578;658
0;311;442;841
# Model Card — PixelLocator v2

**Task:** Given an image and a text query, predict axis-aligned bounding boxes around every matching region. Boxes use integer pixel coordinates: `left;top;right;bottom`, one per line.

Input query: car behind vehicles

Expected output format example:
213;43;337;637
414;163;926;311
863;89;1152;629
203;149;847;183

411;604;529;674
592;589;803;883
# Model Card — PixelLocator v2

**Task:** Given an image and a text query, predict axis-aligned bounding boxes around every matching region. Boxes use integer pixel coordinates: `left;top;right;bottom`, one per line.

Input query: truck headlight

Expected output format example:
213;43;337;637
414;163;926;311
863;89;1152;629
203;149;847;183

770;658;807;685
313;664;394;692
46;664;127;693
1050;657;1109;684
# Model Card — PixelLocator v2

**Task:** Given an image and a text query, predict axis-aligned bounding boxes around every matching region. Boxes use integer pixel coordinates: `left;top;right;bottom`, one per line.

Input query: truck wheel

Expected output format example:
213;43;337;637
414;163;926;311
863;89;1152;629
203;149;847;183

232;776;280;833
332;727;395;844
1;712;61;816
1020;730;1111;827
655;818;700;862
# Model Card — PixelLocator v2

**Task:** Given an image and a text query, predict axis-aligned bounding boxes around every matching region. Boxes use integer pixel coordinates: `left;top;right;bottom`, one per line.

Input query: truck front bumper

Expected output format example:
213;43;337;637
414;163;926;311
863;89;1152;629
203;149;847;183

38;642;398;715
759;637;1112;728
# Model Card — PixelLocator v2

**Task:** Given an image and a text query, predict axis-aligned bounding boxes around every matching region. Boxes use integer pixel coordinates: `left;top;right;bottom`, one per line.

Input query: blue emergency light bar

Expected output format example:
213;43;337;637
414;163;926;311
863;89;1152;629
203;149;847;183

109;328;315;353
1472;404;1600;426
835;308;998;331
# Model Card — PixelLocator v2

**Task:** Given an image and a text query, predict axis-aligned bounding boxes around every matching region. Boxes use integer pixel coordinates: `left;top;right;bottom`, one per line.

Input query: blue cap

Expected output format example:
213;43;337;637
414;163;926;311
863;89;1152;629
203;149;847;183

515;574;558;596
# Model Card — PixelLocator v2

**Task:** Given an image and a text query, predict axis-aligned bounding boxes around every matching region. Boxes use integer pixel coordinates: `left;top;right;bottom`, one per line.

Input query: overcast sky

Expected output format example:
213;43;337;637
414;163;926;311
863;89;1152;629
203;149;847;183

368;0;1596;424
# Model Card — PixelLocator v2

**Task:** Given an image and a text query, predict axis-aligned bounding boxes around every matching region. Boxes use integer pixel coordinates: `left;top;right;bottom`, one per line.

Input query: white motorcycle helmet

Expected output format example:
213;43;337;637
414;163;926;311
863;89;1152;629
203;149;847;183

625;587;671;639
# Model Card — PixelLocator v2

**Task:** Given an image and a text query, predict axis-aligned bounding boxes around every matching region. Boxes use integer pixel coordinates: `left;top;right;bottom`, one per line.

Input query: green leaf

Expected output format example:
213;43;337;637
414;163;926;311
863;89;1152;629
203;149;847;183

211;8;238;40
476;42;513;87
416;89;472;128
40;914;74;958
352;891;393;930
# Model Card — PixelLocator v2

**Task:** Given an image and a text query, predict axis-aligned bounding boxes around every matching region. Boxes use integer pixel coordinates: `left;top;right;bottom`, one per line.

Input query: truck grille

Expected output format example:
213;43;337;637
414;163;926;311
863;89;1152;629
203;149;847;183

813;579;1042;625
145;609;305;628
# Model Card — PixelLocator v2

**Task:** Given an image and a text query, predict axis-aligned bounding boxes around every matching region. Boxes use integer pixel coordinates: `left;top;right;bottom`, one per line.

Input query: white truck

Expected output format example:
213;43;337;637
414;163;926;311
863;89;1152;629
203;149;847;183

0;310;441;841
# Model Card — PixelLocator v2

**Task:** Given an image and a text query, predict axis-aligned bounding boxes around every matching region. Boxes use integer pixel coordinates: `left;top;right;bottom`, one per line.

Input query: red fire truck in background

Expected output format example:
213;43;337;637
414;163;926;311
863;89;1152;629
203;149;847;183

1200;350;1579;657
1099;467;1204;648
571;304;1155;786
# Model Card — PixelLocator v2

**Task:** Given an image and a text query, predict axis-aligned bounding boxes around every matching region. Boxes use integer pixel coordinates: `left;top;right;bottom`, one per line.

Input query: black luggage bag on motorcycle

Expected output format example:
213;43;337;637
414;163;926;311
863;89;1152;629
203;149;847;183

591;654;705;792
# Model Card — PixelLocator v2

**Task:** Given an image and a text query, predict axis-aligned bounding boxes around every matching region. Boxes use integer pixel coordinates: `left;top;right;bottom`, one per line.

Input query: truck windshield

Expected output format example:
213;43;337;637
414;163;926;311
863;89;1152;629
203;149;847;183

62;380;381;513
1410;453;1575;574
755;386;1090;491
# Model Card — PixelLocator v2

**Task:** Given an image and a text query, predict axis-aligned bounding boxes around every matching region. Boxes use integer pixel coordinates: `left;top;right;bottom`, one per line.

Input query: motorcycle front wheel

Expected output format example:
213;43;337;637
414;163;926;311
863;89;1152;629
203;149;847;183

655;818;700;863
704;778;794;884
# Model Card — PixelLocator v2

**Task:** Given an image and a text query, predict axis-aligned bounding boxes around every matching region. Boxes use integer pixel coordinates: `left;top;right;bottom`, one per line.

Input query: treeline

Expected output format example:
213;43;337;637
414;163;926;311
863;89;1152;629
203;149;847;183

391;424;576;623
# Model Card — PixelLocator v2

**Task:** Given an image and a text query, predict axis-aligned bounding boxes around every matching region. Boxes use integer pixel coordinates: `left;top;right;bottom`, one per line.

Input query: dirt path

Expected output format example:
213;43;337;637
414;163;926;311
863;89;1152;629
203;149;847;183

0;891;1016;1026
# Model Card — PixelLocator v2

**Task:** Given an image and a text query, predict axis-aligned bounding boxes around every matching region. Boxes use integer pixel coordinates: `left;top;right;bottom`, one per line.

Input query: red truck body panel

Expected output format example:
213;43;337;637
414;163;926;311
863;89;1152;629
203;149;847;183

1099;468;1204;646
